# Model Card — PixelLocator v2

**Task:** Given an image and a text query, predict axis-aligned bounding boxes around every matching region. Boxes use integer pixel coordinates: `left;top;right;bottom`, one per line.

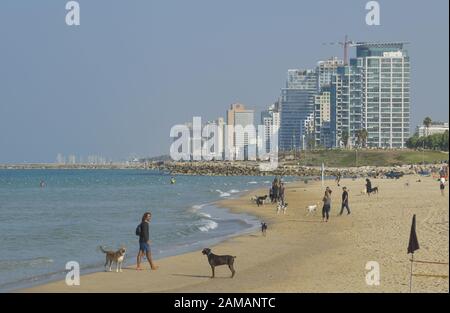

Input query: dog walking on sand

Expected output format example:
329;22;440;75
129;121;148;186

100;246;126;272
202;248;236;278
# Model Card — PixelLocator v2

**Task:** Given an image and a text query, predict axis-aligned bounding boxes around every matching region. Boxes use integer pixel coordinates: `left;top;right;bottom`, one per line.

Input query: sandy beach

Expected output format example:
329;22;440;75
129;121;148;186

21;175;448;293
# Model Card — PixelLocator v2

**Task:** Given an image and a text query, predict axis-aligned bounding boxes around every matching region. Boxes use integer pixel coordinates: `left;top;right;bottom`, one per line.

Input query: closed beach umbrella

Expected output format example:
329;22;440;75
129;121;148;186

407;214;420;292
407;214;419;254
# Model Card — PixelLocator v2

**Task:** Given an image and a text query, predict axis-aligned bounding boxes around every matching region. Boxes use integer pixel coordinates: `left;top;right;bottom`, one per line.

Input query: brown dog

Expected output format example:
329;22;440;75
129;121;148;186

202;248;236;278
100;246;126;272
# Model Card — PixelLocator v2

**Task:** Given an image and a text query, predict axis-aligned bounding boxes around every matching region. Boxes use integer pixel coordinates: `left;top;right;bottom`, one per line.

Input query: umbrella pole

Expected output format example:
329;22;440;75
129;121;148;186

409;253;414;293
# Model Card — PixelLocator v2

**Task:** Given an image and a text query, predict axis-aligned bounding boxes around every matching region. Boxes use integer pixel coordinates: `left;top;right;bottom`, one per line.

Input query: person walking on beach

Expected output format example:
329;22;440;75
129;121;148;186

339;187;350;215
440;177;446;196
279;182;286;206
322;188;332;222
365;178;372;195
335;172;341;186
136;212;158;271
272;178;279;203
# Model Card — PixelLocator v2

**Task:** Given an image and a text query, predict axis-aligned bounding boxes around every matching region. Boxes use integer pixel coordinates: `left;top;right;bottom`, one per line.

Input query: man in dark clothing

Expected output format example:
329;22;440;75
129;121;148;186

366;178;372;195
339;187;351;215
136;212;158;271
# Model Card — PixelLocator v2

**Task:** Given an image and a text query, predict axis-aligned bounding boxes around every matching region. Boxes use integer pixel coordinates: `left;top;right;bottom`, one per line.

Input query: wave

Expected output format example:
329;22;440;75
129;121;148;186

192;204;206;210
247;181;258;184
187;203;207;213
198;212;212;218
198;219;218;232
228;189;240;194
215;189;231;197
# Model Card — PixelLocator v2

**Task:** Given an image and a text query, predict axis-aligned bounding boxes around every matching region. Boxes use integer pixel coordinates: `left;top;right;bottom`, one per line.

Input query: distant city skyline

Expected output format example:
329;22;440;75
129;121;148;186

0;0;448;163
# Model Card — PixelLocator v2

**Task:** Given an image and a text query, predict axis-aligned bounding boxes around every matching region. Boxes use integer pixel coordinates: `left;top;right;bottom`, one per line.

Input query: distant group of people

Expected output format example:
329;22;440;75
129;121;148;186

270;177;285;205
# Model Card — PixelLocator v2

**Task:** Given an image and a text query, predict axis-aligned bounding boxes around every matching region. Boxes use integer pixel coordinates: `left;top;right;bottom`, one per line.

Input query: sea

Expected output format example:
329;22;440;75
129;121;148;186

0;169;296;292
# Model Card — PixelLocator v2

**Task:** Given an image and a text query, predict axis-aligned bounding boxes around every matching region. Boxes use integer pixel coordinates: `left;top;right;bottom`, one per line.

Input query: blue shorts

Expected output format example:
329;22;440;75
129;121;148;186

139;242;150;253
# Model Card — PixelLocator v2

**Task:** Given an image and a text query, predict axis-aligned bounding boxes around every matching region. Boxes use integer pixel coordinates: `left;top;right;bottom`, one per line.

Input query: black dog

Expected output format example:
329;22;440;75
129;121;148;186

261;222;268;236
202;248;236;278
370;186;379;194
256;195;268;207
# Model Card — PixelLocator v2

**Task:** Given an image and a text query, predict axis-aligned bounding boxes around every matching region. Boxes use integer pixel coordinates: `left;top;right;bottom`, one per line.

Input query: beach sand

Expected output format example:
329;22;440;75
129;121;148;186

22;176;448;293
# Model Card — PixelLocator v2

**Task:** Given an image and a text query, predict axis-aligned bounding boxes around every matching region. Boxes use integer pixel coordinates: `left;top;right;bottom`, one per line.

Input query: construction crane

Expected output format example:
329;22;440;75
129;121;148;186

323;35;410;65
322;35;366;65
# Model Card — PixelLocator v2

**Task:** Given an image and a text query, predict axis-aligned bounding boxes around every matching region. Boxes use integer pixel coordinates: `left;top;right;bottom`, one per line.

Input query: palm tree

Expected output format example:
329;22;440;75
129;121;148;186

341;130;349;149
355;130;362;148
423;117;432;137
360;129;368;148
355;129;368;148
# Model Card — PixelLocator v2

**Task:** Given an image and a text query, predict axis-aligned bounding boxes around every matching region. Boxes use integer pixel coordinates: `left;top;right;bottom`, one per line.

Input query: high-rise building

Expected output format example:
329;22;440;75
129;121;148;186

226;103;255;159
330;62;363;148
279;69;318;151
358;43;410;148
313;89;332;147
330;42;410;148
260;103;280;153
317;57;344;89
67;155;76;164
215;117;225;159
56;153;65;164
203;118;225;160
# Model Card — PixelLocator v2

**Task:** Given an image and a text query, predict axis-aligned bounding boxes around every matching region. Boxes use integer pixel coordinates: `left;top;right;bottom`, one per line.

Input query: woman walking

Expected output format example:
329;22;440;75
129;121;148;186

322;188;332;222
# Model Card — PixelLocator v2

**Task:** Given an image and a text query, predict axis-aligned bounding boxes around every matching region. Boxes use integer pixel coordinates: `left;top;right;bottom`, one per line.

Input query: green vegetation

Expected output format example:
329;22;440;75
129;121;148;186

282;149;448;167
406;131;449;151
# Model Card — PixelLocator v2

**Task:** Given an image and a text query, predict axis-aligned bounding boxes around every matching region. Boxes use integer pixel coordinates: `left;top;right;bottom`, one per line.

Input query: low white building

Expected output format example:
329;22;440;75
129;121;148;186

416;122;449;137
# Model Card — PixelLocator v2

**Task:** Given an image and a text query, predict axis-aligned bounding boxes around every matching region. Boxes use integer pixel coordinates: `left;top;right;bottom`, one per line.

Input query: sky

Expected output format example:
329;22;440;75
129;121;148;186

0;0;448;163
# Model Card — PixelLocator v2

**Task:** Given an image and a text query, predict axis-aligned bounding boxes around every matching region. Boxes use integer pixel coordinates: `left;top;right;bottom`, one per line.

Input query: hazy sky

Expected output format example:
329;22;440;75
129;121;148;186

0;0;448;163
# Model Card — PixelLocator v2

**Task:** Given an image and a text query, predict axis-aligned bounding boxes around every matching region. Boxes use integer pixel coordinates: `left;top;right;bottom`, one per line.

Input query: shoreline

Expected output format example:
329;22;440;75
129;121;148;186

7;187;268;293
20;176;449;293
16;183;277;293
6;201;261;293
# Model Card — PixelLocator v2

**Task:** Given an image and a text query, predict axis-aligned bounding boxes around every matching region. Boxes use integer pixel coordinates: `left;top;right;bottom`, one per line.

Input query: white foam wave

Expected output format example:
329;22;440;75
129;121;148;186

228;189;240;194
215;189;231;197
198;219;218;232
187;203;207;213
248;181;258;184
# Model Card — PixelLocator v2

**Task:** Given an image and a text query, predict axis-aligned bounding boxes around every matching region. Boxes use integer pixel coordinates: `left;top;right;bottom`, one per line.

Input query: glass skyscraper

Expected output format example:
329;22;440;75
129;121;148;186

279;69;318;151
358;43;410;148
330;61;363;148
330;42;410;148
